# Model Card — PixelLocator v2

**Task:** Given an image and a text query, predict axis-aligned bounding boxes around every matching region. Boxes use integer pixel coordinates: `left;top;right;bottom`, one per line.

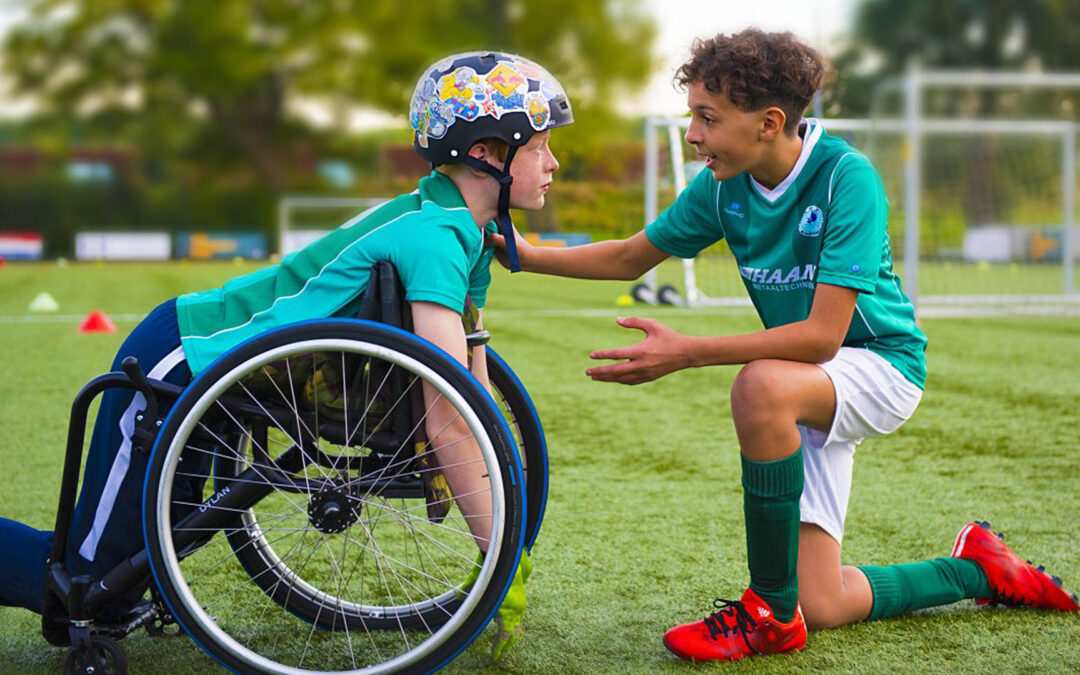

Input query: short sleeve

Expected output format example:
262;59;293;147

468;246;495;309
817;156;886;294
394;224;470;313
644;167;724;259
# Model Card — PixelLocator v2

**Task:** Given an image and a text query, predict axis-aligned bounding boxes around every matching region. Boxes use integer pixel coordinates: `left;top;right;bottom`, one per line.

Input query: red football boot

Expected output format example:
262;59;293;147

662;588;806;662
951;521;1079;611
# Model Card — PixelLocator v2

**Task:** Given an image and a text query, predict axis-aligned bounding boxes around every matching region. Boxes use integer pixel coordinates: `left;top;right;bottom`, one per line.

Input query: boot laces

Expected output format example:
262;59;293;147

703;597;757;640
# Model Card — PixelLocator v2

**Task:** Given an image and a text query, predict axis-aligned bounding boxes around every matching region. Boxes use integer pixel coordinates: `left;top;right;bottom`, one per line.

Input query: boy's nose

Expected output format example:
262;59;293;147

684;124;701;146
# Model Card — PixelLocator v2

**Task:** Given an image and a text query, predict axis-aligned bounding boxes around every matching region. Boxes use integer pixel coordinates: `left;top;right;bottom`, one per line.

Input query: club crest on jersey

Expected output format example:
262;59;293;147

798;205;824;237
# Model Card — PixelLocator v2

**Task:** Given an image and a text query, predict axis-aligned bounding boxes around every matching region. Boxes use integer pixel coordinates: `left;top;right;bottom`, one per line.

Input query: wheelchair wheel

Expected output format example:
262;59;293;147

485;348;548;551
143;319;526;674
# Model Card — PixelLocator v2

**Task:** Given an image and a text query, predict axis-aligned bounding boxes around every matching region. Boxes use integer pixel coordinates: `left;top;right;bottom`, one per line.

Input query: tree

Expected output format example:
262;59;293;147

3;0;656;196
829;0;1080;116
828;0;1080;226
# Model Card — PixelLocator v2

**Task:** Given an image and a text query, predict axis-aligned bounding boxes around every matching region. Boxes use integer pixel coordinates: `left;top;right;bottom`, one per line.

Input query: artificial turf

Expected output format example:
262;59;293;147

0;260;1077;673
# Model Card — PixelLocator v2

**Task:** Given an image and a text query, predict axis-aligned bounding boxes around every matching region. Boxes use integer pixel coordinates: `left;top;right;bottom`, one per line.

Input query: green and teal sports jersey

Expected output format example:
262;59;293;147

177;171;496;375
645;120;927;388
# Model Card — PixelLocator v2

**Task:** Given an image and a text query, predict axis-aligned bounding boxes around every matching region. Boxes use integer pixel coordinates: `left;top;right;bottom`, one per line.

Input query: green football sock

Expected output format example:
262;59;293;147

859;558;992;620
742;448;804;623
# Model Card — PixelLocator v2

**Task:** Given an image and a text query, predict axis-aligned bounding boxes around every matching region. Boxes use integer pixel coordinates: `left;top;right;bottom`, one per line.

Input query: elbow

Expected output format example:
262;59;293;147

614;242;654;281
801;325;846;364
810;340;843;364
618;257;654;281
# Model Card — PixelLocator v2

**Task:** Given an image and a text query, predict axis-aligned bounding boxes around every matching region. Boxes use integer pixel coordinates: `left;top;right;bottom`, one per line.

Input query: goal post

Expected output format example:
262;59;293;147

277;195;388;256
641;73;1080;315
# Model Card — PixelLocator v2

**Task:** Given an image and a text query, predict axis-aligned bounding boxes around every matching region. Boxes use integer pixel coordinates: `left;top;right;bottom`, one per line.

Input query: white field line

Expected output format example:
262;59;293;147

0;313;146;324
4;303;1080;326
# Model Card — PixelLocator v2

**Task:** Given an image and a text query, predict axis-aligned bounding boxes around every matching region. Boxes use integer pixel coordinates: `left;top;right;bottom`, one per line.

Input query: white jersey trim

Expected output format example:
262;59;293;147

827;152;857;206
750;119;824;203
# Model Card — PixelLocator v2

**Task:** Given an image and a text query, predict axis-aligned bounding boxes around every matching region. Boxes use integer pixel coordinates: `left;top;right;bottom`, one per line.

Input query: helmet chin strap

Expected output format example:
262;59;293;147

462;145;521;272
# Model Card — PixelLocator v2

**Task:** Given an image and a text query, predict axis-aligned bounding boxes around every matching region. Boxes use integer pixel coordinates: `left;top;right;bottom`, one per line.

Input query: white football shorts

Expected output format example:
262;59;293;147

798;346;923;544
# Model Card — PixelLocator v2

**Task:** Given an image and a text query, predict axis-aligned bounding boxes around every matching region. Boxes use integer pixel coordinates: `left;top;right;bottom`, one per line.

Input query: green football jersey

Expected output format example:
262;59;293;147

177;171;496;375
645;120;927;388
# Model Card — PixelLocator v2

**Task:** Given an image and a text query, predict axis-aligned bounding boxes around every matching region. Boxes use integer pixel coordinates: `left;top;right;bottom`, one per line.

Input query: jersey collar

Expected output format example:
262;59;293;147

418;170;469;211
749;118;824;203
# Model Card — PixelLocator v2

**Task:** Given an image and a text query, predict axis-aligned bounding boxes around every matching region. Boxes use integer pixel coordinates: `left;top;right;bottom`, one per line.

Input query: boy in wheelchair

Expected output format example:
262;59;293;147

0;51;570;662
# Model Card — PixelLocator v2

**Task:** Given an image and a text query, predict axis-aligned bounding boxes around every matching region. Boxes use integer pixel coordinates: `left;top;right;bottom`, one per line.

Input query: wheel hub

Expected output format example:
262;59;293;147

308;488;360;534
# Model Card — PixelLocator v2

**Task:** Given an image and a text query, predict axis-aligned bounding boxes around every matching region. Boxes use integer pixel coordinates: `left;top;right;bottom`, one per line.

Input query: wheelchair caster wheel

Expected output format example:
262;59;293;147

63;635;127;675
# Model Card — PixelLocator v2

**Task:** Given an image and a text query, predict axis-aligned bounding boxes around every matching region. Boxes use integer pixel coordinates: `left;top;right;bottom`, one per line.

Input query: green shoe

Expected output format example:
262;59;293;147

458;548;532;597
492;551;530;661
455;550;533;661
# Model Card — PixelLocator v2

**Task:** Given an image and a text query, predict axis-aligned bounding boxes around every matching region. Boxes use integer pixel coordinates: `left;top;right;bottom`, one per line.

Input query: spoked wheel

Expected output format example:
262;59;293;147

484;348;548;551
144;320;526;674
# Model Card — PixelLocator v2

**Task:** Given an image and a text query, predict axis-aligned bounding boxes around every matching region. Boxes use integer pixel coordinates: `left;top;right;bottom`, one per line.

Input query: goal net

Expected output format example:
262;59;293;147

643;74;1080;316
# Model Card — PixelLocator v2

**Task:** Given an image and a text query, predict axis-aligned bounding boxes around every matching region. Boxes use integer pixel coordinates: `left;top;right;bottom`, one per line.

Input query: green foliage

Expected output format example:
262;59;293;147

1;0;658;248
829;0;1080;117
2;0;656;192
535;181;646;240
0;263;1079;673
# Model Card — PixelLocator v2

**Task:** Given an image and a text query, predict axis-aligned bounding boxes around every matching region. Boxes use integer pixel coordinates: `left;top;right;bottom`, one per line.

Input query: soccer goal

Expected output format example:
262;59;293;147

277;195;388;256
642;70;1080;316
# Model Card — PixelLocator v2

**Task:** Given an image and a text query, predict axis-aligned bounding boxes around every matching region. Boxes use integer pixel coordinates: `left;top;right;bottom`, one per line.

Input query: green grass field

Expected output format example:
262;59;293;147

1;261;1079;674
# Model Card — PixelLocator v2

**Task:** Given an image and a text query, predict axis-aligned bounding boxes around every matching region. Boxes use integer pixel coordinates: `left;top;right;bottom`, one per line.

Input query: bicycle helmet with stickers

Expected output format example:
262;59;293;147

409;51;574;272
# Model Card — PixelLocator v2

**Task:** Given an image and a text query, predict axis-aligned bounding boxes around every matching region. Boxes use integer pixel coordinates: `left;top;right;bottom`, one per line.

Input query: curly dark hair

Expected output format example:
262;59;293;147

675;28;827;134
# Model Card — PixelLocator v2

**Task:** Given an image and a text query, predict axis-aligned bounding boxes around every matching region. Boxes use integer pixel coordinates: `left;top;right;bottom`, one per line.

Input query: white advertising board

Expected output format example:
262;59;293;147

75;232;172;261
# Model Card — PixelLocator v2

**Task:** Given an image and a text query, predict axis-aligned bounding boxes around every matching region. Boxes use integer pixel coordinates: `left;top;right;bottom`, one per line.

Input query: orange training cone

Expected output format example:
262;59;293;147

78;310;117;334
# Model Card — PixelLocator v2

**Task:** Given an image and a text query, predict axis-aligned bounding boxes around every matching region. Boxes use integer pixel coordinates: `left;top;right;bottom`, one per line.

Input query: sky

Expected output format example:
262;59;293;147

637;0;860;115
0;0;862;122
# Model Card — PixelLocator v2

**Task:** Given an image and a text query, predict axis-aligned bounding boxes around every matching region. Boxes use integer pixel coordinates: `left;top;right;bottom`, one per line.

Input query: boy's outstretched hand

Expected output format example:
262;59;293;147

486;226;533;270
586;317;695;385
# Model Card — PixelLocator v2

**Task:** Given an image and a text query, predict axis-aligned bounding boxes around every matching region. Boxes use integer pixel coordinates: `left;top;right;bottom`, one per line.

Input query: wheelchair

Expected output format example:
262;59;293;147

42;262;550;674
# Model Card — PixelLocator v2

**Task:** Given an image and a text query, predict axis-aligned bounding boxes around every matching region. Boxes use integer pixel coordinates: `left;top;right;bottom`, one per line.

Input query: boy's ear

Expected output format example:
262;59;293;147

465;142;493;178
468;141;490;161
759;107;787;141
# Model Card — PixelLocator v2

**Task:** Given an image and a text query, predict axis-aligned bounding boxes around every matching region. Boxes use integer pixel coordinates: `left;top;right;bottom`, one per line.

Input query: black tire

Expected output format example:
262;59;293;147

485;348;548;551
143;319;526;674
657;284;682;306
630;282;656;304
63;636;127;675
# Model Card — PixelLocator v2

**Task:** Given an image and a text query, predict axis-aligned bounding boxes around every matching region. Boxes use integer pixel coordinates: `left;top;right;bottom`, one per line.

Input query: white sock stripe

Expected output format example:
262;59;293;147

78;345;188;561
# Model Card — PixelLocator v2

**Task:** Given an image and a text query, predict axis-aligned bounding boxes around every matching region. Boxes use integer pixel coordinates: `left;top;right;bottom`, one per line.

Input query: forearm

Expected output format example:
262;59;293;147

521;240;637;280
521;230;666;281
686;321;843;368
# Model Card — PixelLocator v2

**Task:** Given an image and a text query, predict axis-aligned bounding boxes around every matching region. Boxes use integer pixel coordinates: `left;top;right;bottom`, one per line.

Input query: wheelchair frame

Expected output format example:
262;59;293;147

43;262;548;674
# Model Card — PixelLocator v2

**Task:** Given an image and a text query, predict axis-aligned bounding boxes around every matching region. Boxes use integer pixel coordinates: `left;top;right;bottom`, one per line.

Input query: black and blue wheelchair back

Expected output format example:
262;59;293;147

42;262;548;675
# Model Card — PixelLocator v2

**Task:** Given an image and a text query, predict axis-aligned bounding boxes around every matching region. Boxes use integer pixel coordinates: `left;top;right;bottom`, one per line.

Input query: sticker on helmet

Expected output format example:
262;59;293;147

439;67;480;102
485;62;526;97
492;90;524;113
411;54;566;145
524;90;551;131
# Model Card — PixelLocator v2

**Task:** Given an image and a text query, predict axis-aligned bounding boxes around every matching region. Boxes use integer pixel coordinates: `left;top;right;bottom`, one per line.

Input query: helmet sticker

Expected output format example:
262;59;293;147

411;53;570;148
485;62;526;98
492;90;525;113
438;66;480;102
524;90;551;131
